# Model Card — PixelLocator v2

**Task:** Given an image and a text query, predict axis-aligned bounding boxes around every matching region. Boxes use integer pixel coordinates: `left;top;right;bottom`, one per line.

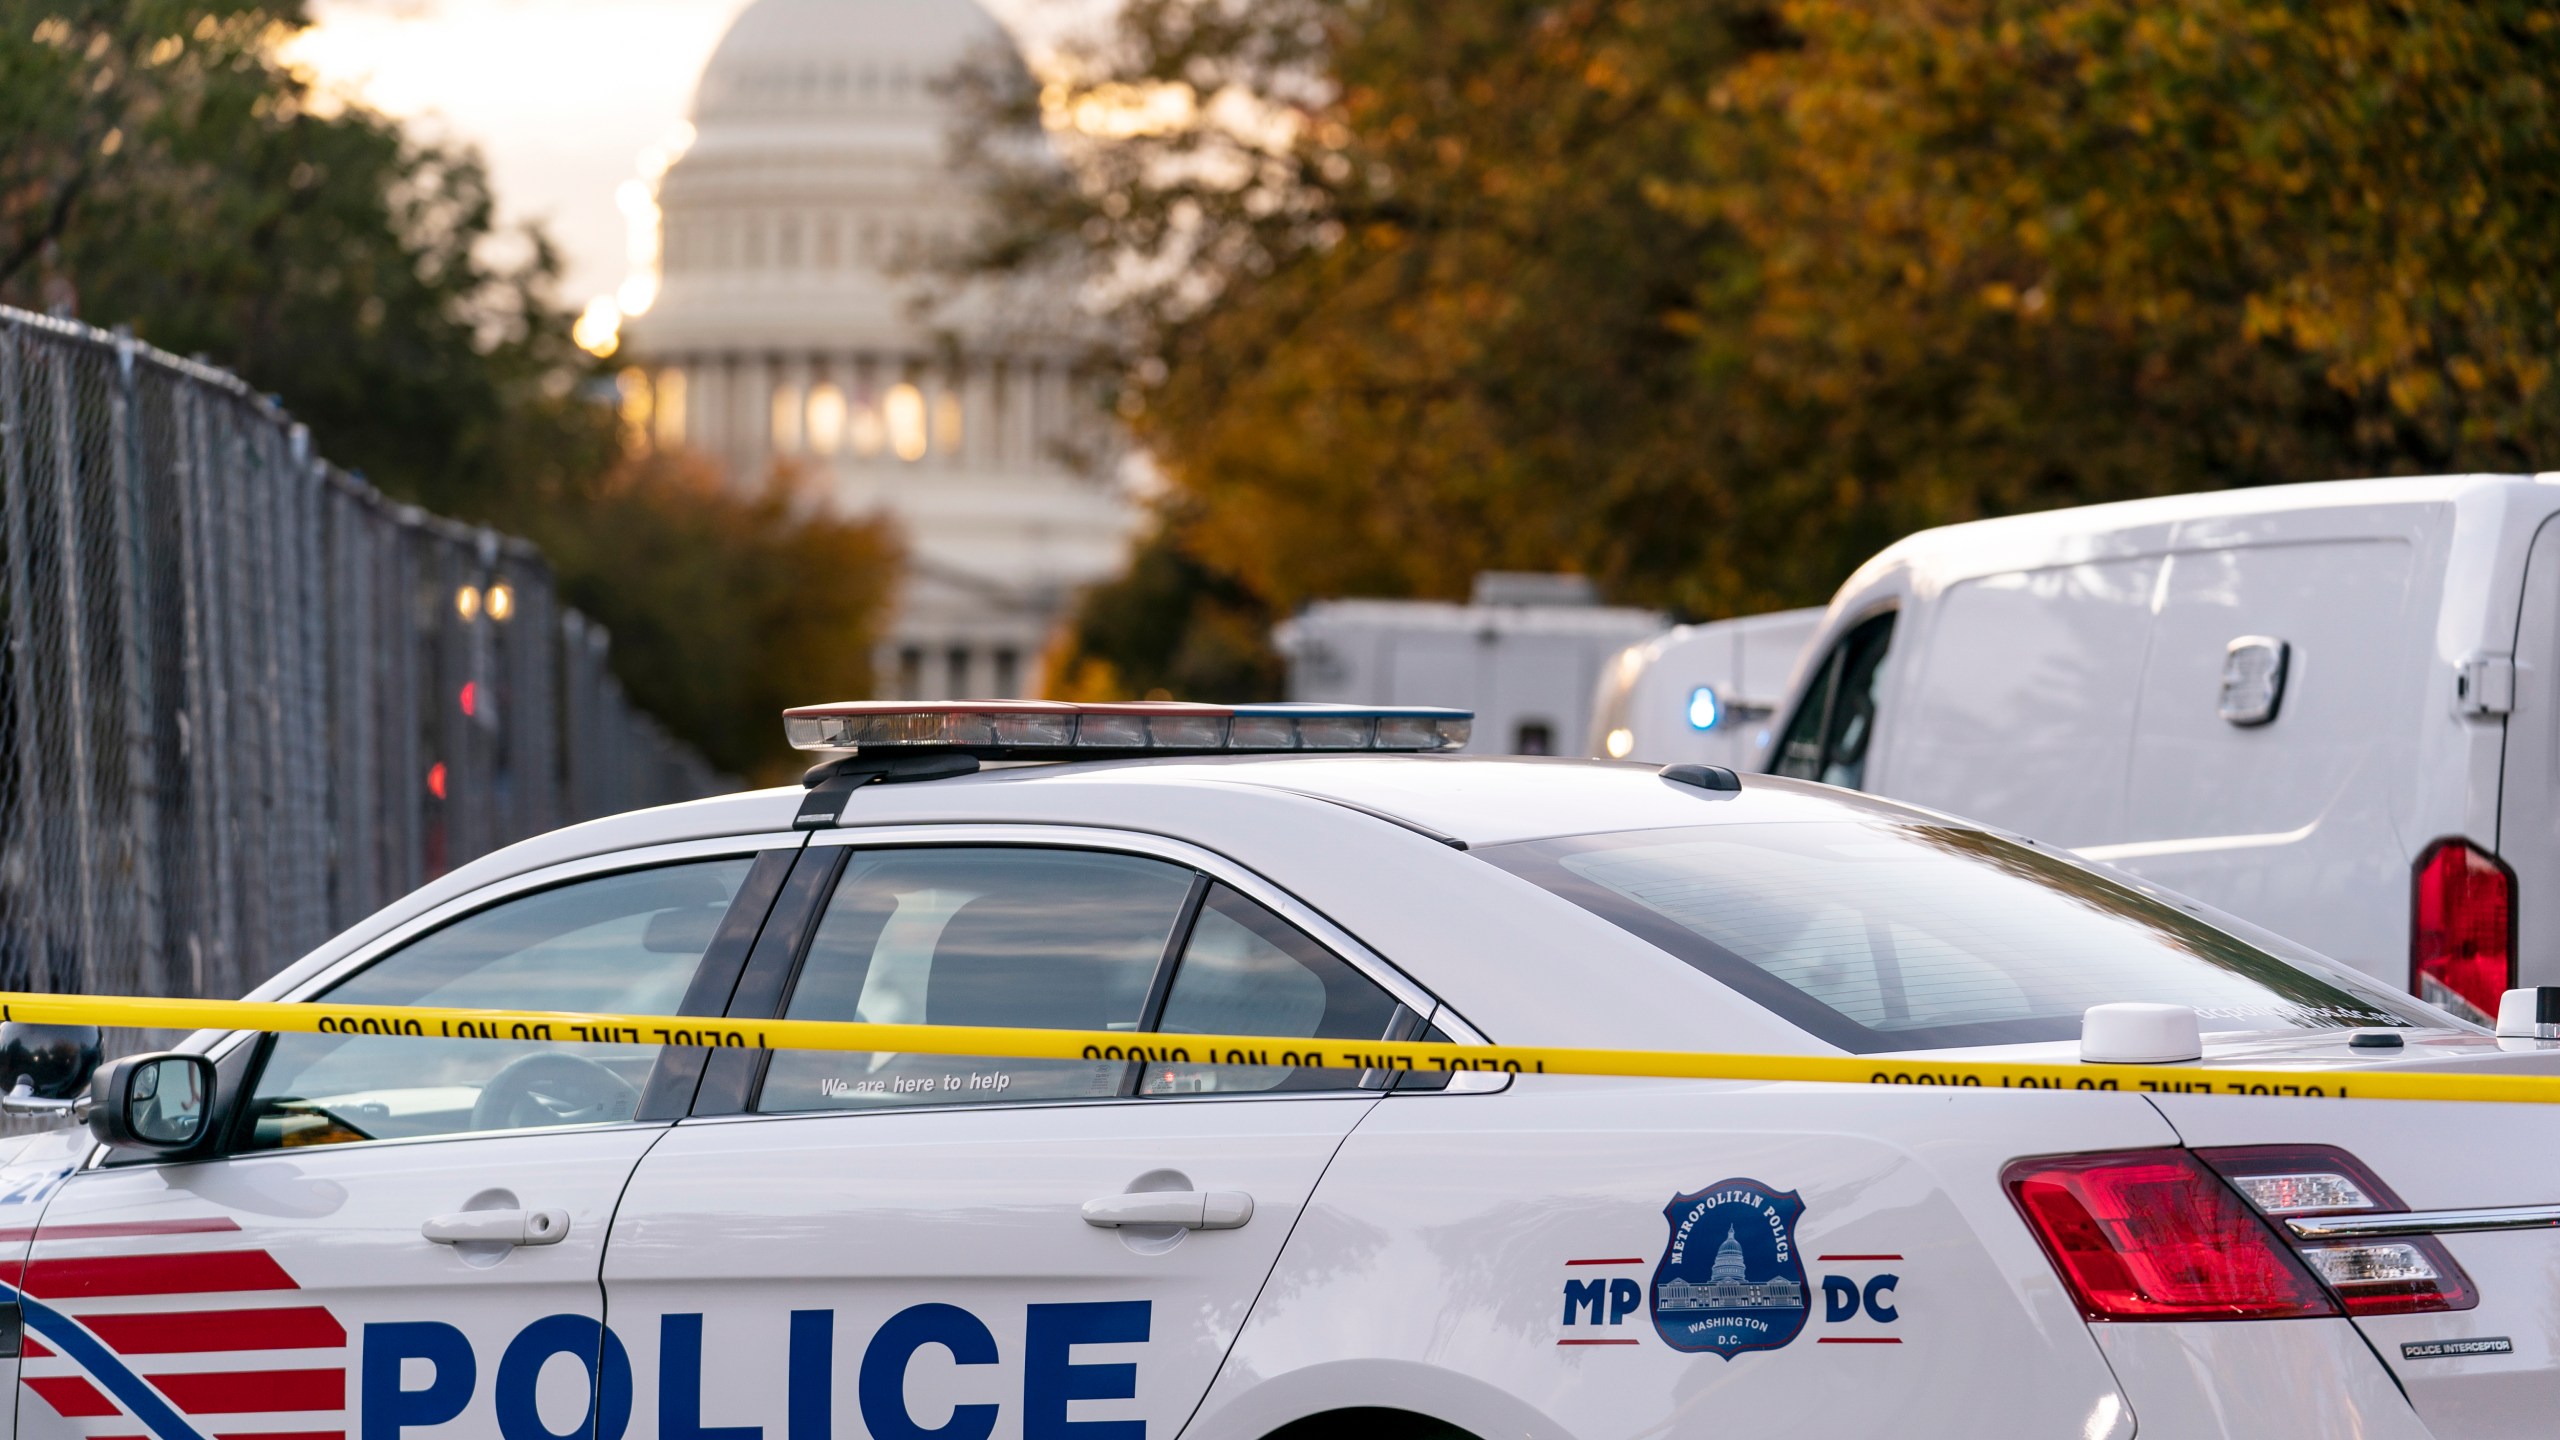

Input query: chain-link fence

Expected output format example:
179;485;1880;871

0;304;726;1010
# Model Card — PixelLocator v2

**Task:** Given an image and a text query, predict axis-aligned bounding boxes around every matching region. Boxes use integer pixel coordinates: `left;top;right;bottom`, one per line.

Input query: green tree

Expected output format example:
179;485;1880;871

4;1;614;517
3;1;262;294
4;0;901;775
1041;512;1281;702
534;451;901;782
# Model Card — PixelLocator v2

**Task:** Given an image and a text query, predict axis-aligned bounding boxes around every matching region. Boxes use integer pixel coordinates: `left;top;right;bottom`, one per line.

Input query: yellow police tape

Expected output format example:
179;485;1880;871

5;991;2559;1105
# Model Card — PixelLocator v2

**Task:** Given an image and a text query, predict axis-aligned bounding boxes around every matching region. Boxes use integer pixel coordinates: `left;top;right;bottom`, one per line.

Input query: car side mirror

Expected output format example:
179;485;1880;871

0;1022;103;1114
87;1053;216;1155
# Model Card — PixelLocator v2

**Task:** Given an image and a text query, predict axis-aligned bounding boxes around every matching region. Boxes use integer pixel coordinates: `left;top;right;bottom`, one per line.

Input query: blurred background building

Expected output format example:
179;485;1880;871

1276;574;1667;758
624;0;1136;701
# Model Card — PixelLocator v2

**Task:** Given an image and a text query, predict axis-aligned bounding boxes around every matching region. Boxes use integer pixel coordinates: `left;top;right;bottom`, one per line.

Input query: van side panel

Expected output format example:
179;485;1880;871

2500;516;2560;988
2105;540;2423;979
1888;559;2159;847
1805;476;2553;998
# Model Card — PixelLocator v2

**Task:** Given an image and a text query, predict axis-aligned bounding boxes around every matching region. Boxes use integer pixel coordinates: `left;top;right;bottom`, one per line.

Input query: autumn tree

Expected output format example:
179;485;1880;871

1678;0;2560;568
972;0;2560;698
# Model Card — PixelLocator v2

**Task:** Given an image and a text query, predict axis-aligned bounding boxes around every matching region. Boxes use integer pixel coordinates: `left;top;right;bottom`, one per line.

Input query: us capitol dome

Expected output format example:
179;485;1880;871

623;0;1136;699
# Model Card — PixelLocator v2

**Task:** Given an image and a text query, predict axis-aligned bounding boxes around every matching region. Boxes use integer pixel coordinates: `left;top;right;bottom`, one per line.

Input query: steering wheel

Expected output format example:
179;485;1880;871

470;1052;641;1133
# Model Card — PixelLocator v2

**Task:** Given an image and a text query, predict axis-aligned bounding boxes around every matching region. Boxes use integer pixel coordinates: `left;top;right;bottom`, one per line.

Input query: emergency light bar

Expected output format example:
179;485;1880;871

782;700;1471;758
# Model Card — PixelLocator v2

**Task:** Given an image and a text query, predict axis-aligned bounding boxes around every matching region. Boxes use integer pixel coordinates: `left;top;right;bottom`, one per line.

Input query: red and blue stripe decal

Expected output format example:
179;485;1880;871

6;1219;345;1440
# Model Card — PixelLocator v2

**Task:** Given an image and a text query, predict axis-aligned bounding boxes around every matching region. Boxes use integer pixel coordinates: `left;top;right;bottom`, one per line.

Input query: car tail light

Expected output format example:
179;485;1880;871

2199;1145;2477;1316
2004;1149;2337;1320
2413;838;2512;1024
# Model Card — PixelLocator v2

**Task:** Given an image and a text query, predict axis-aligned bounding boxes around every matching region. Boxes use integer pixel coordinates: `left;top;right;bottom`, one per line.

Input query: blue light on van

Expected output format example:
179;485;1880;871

1686;686;1720;731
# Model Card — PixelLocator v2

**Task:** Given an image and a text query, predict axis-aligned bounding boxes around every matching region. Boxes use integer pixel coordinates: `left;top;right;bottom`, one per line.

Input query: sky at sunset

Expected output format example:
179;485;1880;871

285;0;1099;316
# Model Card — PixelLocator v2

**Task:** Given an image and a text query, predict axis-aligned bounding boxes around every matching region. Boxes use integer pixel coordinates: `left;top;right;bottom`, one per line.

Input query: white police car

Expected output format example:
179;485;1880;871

0;699;2553;1440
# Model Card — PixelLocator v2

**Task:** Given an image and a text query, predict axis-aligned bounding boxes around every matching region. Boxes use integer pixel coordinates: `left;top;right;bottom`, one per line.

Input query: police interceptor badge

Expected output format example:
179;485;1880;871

1651;1179;1811;1357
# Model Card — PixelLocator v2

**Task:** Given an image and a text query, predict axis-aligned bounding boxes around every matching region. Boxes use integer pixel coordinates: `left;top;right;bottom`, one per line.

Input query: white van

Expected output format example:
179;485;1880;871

1585;609;1824;767
1770;474;2560;1023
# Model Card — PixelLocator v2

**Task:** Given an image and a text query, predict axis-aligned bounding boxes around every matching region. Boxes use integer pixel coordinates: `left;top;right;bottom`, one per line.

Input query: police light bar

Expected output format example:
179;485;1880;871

782;700;1471;758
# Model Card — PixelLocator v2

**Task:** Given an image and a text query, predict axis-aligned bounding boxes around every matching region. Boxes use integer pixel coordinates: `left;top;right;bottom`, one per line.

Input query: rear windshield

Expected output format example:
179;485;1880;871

1479;821;2433;1053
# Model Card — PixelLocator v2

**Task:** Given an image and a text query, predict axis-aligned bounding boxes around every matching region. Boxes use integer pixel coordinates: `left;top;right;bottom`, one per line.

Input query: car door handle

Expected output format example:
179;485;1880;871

1081;1191;1254;1230
422;1209;571;1247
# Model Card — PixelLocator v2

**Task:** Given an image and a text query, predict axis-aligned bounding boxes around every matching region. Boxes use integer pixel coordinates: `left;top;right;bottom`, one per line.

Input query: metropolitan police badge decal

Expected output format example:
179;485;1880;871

1650;1178;1811;1358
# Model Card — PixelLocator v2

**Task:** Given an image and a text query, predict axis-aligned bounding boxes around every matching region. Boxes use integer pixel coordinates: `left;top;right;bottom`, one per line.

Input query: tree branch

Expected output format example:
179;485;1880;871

0;162;97;292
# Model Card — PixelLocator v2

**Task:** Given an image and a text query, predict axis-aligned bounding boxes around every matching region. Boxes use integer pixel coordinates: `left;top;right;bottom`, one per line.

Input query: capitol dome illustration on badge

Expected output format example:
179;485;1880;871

1650;1178;1811;1356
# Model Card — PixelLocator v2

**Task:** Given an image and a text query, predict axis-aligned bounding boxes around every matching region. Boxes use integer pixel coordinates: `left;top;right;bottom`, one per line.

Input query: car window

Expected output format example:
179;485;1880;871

1140;884;1402;1096
755;847;1194;1113
1773;612;1893;788
241;857;757;1149
1479;820;2435;1053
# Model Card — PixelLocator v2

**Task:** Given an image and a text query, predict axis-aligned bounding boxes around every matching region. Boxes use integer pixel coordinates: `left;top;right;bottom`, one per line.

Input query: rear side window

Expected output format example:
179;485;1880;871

757;848;1193;1112
1142;884;1403;1095
1480;821;2432;1053
1773;612;1893;788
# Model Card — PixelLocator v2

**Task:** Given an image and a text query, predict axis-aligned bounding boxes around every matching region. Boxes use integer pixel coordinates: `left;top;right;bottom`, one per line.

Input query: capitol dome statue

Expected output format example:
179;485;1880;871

625;0;1136;700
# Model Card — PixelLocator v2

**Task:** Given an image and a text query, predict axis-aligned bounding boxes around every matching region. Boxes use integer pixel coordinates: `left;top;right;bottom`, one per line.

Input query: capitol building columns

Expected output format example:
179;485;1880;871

623;0;1136;702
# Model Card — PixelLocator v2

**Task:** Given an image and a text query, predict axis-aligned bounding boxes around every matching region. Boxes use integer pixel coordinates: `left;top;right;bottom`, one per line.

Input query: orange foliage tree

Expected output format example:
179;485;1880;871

967;0;2560;697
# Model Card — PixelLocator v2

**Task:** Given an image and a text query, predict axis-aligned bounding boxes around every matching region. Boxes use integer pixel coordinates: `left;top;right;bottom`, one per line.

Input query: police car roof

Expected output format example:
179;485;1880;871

922;752;1929;847
255;752;1908;1054
759;698;1965;845
257;753;1936;995
434;752;1942;888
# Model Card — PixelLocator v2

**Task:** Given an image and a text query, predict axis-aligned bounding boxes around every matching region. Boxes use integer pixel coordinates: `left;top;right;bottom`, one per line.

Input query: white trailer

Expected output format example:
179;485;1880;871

1274;574;1665;756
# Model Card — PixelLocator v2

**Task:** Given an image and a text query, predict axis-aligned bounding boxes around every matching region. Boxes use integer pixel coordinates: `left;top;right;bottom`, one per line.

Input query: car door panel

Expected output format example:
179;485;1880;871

606;833;1422;1440
0;1128;104;1440
14;840;801;1440
604;1097;1373;1440
15;1131;657;1440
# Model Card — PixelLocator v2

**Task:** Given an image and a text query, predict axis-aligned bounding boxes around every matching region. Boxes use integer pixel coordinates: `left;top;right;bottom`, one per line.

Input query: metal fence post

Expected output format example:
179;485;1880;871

44;344;100;990
0;328;39;989
108;331;164;995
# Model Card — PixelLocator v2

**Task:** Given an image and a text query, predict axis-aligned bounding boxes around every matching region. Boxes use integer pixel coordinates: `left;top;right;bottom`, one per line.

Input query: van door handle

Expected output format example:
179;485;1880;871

422;1209;570;1246
1081;1191;1254;1230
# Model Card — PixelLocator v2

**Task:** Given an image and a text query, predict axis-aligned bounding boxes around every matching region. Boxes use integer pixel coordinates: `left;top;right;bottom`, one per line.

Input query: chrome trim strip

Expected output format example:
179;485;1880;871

2286;1205;2560;1240
2076;822;2316;863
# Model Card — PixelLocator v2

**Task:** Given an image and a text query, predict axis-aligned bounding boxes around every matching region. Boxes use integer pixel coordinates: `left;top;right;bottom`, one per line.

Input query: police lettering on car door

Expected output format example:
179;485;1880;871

10;1230;1149;1440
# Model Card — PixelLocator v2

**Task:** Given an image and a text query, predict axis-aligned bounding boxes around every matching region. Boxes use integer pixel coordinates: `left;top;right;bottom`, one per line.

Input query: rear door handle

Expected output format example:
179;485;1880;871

422;1209;570;1246
1081;1191;1254;1230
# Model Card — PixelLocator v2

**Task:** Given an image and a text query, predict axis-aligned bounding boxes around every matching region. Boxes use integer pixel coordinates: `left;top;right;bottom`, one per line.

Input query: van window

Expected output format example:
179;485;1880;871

1479;820;2433;1053
1773;613;1894;788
